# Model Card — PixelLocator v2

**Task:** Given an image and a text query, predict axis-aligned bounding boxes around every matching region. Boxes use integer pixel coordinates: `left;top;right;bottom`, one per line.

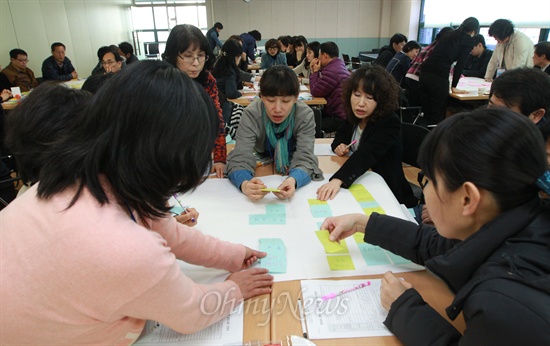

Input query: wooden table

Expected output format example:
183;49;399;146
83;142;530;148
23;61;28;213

229;90;327;108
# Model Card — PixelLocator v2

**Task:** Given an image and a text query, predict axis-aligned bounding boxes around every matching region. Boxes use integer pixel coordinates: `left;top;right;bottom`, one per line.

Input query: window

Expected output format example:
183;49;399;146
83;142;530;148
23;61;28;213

131;0;207;56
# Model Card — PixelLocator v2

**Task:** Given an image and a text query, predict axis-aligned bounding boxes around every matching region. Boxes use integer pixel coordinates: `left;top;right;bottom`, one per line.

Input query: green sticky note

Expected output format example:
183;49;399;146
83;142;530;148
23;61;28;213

326;255;355;270
261;188;281;192
259;238;286;273
308;198;328;205
315;230;349;254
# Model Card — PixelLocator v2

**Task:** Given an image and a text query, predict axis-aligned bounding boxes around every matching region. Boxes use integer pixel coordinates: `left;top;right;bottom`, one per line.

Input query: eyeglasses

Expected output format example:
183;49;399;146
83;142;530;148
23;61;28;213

267;47;278;50
418;171;429;190
101;60;117;66
16;58;29;63
178;53;209;64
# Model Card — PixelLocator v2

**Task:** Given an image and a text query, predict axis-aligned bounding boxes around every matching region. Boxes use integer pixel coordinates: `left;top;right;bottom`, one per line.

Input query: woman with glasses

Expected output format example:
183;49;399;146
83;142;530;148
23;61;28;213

260;38;287;70
226;65;323;201
321;107;550;345
316;65;417;207
162;24;227;178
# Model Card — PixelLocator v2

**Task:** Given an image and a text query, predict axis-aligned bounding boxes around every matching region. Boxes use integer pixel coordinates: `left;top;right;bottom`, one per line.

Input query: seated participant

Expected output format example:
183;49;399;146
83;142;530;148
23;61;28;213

1;49;39;91
286;36;307;68
373;33;408;68
118;41;139;64
293;41;320;84
463;34;493;78
91;46;124;75
0;61;273;344
385;40;421;85
41;42;78;81
260;38;287;69
533;41;550;75
226;65;323;201
316;65;417;207
322;107;550;346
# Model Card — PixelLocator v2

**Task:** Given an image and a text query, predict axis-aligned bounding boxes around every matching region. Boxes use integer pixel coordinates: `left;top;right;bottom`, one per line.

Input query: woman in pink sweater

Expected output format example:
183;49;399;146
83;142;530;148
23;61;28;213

0;61;273;345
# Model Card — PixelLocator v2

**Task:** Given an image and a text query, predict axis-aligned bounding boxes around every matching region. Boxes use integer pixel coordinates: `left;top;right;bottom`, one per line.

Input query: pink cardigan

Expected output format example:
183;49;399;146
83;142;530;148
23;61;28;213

0;183;245;345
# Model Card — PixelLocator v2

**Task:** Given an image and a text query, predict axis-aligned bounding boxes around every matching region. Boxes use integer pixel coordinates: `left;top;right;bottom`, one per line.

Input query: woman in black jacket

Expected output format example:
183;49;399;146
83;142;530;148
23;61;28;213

321;107;550;345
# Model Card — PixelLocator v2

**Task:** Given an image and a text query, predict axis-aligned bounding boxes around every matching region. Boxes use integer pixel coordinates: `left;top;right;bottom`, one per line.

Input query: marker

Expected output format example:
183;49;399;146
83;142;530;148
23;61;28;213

297;298;308;339
321;281;371;301
173;194;196;223
345;139;358;149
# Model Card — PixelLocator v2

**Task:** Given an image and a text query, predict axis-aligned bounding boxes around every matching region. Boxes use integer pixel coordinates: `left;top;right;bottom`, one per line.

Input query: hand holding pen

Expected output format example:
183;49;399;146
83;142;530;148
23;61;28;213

334;140;357;156
173;194;199;226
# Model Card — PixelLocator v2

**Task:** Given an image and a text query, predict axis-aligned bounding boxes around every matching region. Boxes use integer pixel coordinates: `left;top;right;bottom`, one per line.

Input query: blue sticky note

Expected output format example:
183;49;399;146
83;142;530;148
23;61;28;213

385;250;412;265
310;204;332;218
266;204;286;215
359;201;380;209
249;214;286;225
259;238;287;273
170;205;185;215
357;243;392;266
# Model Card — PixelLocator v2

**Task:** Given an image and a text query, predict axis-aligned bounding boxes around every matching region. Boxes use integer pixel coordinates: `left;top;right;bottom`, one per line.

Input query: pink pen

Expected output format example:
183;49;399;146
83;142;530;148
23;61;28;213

345;139;358;149
321;281;371;301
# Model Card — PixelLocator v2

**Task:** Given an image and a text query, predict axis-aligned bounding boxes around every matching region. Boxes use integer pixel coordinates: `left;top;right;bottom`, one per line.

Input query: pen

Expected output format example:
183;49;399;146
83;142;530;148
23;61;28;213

173;194;196;223
321;281;371;301
297;298;308;339
345;139;358;149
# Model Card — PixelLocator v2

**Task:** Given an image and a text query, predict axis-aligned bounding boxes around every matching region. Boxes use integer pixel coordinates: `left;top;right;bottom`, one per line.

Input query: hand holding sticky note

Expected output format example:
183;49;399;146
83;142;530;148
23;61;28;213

316;230;349;254
260;187;281;193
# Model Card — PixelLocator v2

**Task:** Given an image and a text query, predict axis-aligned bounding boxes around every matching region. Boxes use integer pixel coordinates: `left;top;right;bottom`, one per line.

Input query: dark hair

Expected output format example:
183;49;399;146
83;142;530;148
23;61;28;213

9;49;27;59
390;33;408;45
5;83;92;184
472;34;486;48
320;41;339;59
403;41;421;53
265;38;280;53
162;24;215;84
51;42;65;52
118;41;134;55
294;36;308;48
534;41;550;59
435;27;454;41
488;19;514;41
259;65;299;97
341;65;399;125
214;22;223;30
278;35;290;47
228;35;243;43
81;72;115;94
36;61;219;220
212;39;243;79
97;46;123;62
440;17;479;45
305;41;320;69
540;121;550;142
248;30;262;41
490;67;550;117
418;108;547;212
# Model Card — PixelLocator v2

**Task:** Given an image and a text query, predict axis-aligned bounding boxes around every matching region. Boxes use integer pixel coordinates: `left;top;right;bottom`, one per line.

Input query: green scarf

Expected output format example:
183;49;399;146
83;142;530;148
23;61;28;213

263;104;295;175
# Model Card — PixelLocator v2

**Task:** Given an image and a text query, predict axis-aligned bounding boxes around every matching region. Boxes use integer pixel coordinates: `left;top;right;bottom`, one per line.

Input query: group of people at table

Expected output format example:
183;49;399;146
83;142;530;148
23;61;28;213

1;18;550;346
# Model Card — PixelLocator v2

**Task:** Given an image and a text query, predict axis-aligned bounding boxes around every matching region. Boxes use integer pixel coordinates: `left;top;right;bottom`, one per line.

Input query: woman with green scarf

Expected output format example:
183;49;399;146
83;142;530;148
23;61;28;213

226;65;323;201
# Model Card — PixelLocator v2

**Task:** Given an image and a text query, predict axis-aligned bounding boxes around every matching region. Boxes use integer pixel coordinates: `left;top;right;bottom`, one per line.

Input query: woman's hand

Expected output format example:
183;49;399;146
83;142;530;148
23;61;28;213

241;247;267;269
174;207;199;226
334;143;350;157
241;178;268;201
310;58;321;73
273;177;296;200
316;179;343;201
226;268;273;299
1;89;12;102
320;213;369;242
380;271;413;310
212;162;225;178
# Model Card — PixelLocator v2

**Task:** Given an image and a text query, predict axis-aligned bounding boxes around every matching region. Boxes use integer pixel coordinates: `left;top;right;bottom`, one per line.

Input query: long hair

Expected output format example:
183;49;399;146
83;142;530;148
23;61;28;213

37;61;219;220
305;41;320;69
212;39;243;79
162;24;215;85
439;17;479;45
418;108;547;212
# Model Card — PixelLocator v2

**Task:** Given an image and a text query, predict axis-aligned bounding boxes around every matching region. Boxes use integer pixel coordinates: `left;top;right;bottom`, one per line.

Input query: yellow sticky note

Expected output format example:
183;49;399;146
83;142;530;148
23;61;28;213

353;232;364;243
315;230;349;254
308;198;328;205
261;188;281;192
349;184;375;202
363;207;386;215
326;255;356;270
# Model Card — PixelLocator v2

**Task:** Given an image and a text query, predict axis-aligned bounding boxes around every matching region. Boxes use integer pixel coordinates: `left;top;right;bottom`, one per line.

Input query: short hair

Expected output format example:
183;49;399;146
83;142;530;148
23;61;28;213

320;41;339;59
248;30;262;41
402;41;421;53
540;120;550;142
490;67;550;117
472;34;486;48
259;65;299;97
488;19;515;41
51;42;65;52
418;107;547;212
265;38;280;51
118;42;134;55
390;33;408;45
97;46;122;62
228;35;243;43
534;41;550;59
9;49;27;59
37;61;219;220
214;22;223;30
5;82;92;184
81;72;115;94
278;35;290;47
162;24;215;84
341;65;399;125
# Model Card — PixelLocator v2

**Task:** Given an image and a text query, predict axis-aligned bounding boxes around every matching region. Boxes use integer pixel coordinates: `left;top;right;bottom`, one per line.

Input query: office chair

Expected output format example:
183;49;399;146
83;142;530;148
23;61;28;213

342;54;350;63
398;88;424;124
351;57;361;70
145;43;160;60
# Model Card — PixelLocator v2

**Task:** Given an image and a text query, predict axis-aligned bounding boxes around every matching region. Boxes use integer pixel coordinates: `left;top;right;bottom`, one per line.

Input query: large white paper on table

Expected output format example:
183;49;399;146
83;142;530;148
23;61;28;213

313;143;336;156
300;279;392;339
171;172;423;283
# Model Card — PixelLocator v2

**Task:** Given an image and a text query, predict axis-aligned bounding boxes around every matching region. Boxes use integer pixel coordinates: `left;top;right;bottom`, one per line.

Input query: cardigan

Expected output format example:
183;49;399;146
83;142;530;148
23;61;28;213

485;30;534;79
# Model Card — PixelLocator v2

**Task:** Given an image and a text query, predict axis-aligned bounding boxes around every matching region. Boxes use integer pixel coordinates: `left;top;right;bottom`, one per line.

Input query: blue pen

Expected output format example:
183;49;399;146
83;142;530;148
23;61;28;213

173;194;196;223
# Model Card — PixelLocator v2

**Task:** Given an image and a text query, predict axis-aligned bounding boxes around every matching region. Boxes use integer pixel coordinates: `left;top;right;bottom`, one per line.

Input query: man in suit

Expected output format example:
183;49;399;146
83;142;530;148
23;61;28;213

463;35;493;78
533;41;550;75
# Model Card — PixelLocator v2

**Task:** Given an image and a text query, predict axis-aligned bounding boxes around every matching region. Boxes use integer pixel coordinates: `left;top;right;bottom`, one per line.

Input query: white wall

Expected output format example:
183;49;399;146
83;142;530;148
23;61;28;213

0;0;133;78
